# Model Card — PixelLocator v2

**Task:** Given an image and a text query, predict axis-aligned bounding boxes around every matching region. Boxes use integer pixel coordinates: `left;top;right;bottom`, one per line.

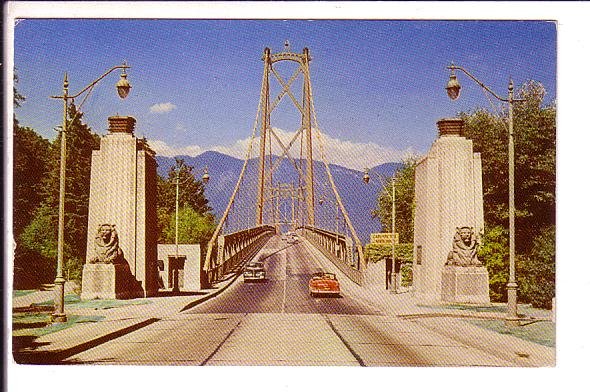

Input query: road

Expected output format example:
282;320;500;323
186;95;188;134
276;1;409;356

64;236;518;366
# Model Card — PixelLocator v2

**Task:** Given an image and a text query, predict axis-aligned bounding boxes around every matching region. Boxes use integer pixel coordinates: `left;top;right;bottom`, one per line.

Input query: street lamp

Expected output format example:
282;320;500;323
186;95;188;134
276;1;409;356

172;165;210;292
363;168;398;294
445;63;525;326
50;62;132;323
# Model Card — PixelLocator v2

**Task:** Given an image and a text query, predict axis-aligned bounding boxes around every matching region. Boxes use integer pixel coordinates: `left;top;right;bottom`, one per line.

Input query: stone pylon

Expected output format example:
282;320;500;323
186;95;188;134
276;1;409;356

412;118;487;304
81;116;158;299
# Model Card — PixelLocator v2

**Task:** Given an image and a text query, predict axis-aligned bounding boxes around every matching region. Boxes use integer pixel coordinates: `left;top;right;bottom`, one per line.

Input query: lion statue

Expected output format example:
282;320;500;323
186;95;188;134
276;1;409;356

446;226;482;267
88;224;124;264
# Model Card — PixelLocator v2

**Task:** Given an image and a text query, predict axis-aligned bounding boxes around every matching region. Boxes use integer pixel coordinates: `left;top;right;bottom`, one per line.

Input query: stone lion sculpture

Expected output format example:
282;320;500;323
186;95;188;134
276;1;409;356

89;224;124;264
446;226;482;267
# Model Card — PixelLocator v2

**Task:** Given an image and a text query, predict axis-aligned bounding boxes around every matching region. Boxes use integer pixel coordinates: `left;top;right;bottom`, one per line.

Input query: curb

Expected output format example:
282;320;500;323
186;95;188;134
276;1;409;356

13;317;160;364
179;271;241;312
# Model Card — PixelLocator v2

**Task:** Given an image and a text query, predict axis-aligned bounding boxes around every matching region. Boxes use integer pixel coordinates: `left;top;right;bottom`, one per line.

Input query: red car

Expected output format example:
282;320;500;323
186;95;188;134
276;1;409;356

309;272;340;297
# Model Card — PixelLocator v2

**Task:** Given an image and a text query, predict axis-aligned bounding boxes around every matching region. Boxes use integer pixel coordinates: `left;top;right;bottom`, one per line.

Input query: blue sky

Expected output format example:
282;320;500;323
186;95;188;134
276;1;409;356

12;17;556;170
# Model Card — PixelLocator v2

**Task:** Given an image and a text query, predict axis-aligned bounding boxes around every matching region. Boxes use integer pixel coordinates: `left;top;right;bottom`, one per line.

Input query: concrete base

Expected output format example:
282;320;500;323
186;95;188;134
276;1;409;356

441;265;490;304
365;260;387;289
81;263;142;300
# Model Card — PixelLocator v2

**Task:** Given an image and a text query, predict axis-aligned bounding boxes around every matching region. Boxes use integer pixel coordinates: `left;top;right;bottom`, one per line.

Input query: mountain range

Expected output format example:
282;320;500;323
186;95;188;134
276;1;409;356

155;151;402;244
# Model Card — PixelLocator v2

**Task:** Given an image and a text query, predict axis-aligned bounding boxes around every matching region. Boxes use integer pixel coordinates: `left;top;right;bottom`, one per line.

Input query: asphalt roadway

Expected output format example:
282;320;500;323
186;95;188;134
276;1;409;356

62;236;534;366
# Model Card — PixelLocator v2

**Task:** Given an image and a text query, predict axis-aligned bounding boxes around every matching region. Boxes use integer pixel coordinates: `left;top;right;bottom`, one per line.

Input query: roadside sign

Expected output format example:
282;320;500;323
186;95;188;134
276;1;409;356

370;232;399;245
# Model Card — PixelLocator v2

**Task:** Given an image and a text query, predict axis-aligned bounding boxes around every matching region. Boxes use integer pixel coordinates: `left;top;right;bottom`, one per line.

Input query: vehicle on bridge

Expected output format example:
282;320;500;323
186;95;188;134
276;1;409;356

309;272;340;297
243;261;266;282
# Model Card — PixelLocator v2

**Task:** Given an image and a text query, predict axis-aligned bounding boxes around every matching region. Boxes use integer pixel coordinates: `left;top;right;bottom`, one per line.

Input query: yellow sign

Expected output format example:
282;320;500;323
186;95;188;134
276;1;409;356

370;232;399;245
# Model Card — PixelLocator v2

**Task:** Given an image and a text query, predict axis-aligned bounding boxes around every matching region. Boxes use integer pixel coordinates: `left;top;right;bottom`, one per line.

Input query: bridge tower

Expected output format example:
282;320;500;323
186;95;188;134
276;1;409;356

256;46;315;227
203;43;367;287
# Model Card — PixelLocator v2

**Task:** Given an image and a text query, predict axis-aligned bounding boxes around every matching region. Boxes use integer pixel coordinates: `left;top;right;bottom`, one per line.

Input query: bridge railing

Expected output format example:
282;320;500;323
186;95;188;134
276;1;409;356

202;225;276;287
300;225;365;286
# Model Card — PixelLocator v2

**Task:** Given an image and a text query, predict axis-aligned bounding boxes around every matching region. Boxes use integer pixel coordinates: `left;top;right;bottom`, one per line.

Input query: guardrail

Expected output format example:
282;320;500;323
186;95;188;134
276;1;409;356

300;225;365;286
202;225;276;287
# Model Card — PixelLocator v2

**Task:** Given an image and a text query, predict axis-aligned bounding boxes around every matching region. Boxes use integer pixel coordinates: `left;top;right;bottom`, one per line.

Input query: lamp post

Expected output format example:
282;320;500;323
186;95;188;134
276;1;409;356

172;165;209;292
363;169;398;294
446;63;524;326
50;63;131;323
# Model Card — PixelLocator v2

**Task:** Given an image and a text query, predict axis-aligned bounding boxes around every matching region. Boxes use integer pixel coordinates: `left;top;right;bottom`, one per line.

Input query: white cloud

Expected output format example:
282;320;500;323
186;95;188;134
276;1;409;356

151;127;420;171
149;140;204;157
149;102;177;113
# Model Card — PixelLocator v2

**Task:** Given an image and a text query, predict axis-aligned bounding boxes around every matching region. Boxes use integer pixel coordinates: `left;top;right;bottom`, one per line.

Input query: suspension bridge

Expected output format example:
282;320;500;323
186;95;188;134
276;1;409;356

202;44;369;288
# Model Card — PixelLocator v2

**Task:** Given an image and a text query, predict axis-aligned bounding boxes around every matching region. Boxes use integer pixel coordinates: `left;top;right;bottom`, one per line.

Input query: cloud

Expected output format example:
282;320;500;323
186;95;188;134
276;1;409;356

149;102;177;113
149;140;204;157
150;127;421;171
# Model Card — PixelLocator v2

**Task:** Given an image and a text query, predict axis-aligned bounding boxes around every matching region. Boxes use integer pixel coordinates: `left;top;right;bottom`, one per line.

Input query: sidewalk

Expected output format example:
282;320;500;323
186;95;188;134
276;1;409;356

11;270;241;364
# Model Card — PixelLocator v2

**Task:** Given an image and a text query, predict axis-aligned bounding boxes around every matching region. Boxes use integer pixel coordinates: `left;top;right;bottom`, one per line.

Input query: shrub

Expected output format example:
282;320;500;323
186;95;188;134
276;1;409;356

518;226;555;309
478;225;509;302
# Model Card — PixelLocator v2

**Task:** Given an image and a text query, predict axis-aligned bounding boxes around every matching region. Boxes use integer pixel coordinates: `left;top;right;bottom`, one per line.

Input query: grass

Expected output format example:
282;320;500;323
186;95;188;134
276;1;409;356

466;319;555;347
13;294;152;338
32;294;152;309
12;312;105;337
418;303;555;347
13;290;37;298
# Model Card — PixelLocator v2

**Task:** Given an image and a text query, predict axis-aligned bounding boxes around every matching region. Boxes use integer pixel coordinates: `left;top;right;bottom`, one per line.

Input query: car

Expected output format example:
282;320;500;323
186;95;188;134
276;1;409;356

309;272;340;297
243;261;266;282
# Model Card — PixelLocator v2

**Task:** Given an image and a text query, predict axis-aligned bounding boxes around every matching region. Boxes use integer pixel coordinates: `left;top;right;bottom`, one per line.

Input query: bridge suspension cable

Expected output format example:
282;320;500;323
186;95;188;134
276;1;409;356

203;44;367;285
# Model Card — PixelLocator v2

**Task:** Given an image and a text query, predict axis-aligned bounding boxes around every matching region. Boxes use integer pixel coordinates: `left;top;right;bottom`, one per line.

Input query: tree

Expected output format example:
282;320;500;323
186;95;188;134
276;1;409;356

462;80;556;304
13;72;52;238
518;226;555;309
17;102;99;286
372;157;418;243
462;80;556;255
478;225;509;303
157;158;214;244
161;207;216;245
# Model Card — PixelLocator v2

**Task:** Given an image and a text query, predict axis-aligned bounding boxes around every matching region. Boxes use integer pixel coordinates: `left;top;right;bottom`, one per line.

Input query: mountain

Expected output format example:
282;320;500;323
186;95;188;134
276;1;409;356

155;151;402;244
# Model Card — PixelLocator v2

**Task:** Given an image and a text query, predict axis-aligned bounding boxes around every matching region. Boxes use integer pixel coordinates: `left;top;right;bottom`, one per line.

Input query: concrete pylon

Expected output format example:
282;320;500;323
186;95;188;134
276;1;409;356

412;118;486;304
81;116;158;299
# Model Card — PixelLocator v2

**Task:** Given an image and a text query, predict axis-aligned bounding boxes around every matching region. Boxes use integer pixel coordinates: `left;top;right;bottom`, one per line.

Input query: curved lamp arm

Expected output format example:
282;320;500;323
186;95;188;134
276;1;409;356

447;64;526;103
447;64;507;102
51;62;131;99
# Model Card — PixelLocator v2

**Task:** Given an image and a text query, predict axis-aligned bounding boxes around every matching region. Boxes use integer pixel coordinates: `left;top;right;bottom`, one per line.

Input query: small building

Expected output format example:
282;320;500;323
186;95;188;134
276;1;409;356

157;244;201;292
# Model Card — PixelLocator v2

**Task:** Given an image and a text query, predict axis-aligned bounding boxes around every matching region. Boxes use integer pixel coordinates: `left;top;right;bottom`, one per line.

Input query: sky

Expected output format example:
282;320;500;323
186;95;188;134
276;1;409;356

11;14;556;170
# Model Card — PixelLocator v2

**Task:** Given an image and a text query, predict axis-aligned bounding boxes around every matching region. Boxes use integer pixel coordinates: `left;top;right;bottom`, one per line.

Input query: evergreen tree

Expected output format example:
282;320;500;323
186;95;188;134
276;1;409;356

157;158;215;244
19;102;99;285
372;157;418;243
461;80;556;304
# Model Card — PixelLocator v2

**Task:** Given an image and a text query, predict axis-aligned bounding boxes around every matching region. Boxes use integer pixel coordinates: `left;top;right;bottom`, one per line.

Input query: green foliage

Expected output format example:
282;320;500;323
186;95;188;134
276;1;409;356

161;207;216;245
13;126;51;238
461;81;556;305
365;243;413;264
372;157;418;243
15;103;99;288
478;225;509;302
157;158;214;245
161;158;211;215
518;226;555;309
462;81;555;255
365;243;413;286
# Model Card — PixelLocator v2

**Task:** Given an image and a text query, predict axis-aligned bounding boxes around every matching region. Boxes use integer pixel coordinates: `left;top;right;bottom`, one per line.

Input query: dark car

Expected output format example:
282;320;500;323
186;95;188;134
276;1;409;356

243;261;266;282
